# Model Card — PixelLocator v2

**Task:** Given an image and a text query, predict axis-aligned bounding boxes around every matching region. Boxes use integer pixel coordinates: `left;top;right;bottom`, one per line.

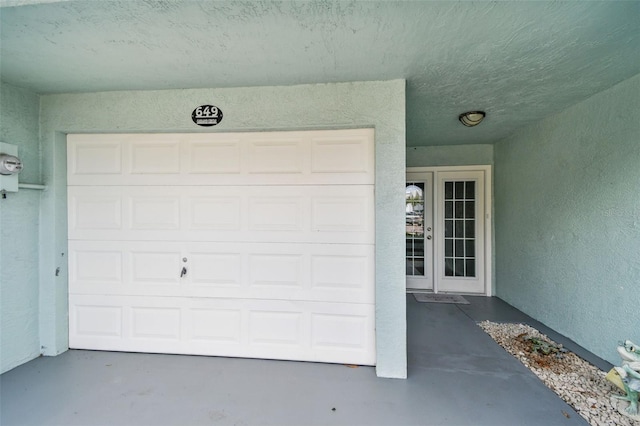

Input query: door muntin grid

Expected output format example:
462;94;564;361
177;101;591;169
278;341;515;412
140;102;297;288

443;180;476;277
406;182;425;276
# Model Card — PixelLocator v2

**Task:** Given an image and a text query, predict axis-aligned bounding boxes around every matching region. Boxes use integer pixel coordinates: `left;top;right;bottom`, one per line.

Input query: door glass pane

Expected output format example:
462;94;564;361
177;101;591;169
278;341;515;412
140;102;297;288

406;258;413;275
455;220;464;238
465;181;475;199
445;258;454;276
465;240;475;257
443;180;477;278
465;259;476;277
413;259;425;275
455;201;464;218
413;239;424;257
445;201;453;218
445;182;453;199
445;239;453;257
444;220;453;237
455;259;465;276
455;182;464;199
406;182;425;276
465;220;475;238
465;201;475;218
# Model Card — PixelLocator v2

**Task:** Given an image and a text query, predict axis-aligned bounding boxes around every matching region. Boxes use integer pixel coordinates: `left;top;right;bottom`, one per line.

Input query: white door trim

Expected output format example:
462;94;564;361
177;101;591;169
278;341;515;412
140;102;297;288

406;165;492;296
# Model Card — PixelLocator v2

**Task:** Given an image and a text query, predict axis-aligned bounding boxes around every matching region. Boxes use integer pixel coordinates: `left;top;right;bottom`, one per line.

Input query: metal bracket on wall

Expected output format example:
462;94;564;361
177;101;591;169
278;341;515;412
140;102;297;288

19;183;47;190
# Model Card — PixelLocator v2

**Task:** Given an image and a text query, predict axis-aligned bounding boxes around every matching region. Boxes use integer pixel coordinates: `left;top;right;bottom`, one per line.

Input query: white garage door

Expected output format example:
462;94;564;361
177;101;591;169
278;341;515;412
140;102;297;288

67;129;375;365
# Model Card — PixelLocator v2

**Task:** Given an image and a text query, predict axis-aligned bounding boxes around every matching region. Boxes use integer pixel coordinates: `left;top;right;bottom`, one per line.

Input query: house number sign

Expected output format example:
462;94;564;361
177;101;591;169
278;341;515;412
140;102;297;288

192;105;223;127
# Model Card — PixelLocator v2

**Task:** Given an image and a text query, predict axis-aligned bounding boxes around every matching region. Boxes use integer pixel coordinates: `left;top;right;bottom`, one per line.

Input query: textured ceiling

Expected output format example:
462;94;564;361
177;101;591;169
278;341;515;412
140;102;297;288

1;1;639;146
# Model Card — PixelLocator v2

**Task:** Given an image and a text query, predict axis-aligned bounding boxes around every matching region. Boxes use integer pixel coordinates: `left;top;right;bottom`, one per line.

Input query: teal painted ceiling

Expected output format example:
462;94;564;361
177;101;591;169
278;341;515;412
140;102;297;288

1;1;639;146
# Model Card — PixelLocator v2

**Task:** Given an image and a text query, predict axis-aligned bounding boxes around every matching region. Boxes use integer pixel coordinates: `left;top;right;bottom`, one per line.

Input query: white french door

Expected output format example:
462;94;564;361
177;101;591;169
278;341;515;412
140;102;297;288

406;167;491;295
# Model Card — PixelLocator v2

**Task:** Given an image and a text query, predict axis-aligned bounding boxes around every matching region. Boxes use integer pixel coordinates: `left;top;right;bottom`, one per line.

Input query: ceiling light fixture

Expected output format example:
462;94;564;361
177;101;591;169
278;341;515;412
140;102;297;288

459;111;486;127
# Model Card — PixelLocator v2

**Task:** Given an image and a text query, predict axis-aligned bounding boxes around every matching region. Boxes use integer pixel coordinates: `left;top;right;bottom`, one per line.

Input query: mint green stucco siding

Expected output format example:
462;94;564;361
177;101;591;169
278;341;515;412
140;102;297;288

494;73;640;365
407;144;493;167
0;82;42;373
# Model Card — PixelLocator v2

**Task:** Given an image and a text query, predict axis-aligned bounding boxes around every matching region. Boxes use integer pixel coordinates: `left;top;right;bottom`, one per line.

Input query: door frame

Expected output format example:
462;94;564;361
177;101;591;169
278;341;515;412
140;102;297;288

406;165;493;296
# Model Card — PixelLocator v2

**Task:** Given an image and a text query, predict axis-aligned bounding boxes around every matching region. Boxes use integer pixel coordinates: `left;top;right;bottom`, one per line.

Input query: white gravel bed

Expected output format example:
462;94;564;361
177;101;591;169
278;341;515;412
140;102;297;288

478;321;638;426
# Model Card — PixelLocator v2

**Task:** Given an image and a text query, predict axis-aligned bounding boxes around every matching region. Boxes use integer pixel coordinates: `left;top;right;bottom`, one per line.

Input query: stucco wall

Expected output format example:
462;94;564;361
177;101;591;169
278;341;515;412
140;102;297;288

0;81;42;373
494;73;640;364
406;144;493;167
38;80;408;378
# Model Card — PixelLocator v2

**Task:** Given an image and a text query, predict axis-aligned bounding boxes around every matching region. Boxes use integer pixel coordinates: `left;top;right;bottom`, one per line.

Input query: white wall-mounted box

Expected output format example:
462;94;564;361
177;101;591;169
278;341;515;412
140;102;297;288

0;142;20;192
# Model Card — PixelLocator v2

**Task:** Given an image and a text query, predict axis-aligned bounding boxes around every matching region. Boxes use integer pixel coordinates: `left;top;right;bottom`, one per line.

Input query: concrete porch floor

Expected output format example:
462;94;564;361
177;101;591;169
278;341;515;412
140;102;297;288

1;296;609;426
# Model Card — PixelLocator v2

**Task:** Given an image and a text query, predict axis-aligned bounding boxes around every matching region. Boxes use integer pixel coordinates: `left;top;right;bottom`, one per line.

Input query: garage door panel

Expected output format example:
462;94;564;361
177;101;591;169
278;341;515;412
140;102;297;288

186;139;242;174
190;308;242;343
69;187;374;240
311;196;372;233
190;253;242;286
311;255;368;290
131;307;181;340
68;129;373;186
130;141;181;174
69;185;373;244
248;197;305;232
73;250;123;285
189;197;241;231
248;254;303;288
311;135;372;174
131;196;181;230
71;195;122;230
69;295;375;365
311;313;367;350
69;241;373;303
70;242;176;293
73;305;123;338
247;138;305;174
68;129;375;366
69;137;122;175
131;251;182;285
249;311;303;346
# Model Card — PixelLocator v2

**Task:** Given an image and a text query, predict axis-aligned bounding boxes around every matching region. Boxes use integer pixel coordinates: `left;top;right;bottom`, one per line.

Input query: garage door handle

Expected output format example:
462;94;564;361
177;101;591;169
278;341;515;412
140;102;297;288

180;267;187;278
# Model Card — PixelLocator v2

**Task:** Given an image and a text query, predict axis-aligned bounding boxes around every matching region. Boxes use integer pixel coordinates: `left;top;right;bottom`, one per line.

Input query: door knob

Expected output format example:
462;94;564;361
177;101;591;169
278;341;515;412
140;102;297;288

180;267;187;278
426;235;432;240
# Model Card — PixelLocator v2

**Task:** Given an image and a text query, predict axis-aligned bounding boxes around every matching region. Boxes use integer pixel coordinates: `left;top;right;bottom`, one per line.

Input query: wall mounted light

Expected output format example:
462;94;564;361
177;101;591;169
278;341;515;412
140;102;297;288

459;111;486;127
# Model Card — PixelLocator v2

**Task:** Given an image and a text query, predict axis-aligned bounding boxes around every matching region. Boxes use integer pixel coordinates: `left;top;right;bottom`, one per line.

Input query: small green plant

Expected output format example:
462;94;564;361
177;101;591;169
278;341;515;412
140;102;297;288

522;335;568;359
